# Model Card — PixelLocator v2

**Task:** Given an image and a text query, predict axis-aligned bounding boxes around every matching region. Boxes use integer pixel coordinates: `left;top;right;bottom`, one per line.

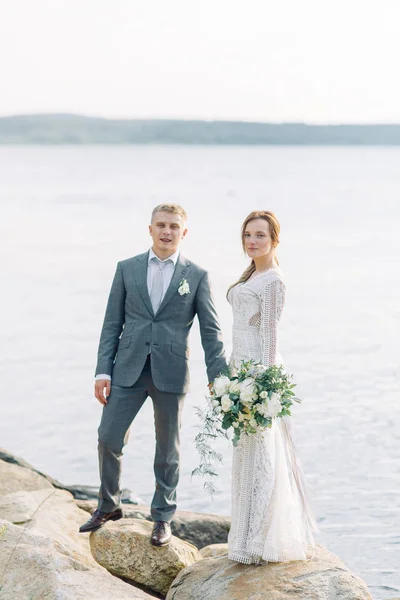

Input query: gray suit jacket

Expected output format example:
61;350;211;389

95;251;227;393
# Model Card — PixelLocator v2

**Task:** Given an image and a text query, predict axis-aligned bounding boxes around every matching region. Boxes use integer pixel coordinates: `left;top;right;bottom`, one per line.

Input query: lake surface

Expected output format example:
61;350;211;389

0;145;398;599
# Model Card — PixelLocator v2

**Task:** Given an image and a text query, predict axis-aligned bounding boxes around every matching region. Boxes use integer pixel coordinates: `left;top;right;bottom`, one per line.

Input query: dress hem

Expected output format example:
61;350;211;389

228;545;313;565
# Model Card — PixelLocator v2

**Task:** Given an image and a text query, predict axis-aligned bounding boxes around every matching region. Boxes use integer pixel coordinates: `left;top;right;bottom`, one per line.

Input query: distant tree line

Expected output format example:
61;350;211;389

1;114;400;144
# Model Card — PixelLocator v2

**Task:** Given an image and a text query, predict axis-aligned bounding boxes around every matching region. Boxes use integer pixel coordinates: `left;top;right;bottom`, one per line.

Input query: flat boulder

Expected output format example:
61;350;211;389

77;500;231;549
90;517;201;596
166;544;372;600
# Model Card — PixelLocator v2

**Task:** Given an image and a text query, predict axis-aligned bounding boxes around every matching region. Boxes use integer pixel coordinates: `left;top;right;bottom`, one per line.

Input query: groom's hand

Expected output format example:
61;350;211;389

95;380;111;406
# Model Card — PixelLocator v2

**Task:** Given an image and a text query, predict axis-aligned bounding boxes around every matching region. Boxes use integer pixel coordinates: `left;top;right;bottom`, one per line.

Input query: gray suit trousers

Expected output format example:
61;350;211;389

97;356;185;522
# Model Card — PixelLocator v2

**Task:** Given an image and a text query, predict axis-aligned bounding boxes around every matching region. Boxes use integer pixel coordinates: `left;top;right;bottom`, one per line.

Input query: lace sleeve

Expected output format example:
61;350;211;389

259;278;286;366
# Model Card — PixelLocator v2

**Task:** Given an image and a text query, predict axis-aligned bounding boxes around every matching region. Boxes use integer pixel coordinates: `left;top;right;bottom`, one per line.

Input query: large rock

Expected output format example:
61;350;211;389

0;487;100;565
0;458;53;495
0;447;63;488
65;484;140;503
200;543;229;558
0;519;153;600
169;509;230;549
76;500;231;549
166;545;372;600
90;518;201;596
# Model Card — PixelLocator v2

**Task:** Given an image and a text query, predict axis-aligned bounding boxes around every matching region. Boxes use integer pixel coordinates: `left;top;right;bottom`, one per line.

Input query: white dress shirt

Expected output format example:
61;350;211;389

147;247;179;299
96;248;180;382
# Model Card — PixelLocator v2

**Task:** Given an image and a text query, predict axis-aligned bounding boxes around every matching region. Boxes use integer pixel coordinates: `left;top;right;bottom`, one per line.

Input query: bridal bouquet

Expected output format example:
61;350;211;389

210;361;299;445
192;360;300;494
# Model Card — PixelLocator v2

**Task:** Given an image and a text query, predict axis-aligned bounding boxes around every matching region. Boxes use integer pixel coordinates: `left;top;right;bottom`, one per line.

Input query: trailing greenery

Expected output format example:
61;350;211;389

192;406;229;497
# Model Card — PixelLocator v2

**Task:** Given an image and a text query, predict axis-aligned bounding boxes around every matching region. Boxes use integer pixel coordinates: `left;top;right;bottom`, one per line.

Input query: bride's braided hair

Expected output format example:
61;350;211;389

227;210;280;298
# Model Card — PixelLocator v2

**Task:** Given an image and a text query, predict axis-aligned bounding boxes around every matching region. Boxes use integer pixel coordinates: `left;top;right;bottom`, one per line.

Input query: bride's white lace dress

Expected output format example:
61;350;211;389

227;266;316;564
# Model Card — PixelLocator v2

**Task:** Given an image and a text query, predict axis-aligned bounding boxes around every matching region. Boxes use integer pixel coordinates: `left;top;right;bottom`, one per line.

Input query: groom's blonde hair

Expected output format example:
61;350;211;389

151;204;187;223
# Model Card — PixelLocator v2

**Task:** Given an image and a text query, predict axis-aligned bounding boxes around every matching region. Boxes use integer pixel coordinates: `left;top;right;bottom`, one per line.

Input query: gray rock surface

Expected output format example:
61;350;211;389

0;488;99;565
166;545;373;600
0;484;158;598
1;449;373;600
0;519;153;599
0;519;154;600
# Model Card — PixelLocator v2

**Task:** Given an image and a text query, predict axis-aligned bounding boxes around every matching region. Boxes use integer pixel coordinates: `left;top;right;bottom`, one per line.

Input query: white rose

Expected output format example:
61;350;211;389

178;281;190;295
266;393;282;418
240;378;256;403
213;376;231;397
256;403;269;417
229;380;241;394
211;399;220;408
252;364;267;375
221;395;233;412
214;406;222;414
232;422;239;428
260;391;268;399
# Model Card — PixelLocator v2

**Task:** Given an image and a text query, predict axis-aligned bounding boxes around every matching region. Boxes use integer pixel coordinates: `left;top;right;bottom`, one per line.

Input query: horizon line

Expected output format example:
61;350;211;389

1;112;400;127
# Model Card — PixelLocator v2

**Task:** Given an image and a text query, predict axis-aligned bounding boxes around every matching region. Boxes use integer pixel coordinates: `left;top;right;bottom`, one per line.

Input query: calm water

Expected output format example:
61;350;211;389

0;146;398;599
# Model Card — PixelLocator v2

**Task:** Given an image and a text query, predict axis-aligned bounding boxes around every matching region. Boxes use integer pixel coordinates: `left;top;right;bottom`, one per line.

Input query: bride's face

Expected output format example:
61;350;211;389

244;218;274;259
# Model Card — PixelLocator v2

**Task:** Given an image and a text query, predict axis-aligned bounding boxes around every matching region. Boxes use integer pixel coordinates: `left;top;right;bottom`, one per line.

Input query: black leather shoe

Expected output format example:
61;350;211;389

79;508;123;533
151;521;171;546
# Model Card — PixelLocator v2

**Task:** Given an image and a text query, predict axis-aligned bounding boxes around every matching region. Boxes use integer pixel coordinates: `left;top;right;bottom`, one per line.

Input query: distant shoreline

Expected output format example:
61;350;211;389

1;114;400;145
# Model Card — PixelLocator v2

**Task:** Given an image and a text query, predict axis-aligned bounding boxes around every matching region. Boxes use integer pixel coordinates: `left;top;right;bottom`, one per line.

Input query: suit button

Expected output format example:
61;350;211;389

154;318;158;322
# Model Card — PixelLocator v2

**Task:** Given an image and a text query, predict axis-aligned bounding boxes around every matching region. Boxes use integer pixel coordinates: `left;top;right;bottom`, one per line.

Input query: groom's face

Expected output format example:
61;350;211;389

149;211;187;258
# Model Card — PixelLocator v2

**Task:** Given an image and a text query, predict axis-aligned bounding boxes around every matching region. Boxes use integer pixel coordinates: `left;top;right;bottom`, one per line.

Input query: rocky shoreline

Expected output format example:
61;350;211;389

0;447;374;599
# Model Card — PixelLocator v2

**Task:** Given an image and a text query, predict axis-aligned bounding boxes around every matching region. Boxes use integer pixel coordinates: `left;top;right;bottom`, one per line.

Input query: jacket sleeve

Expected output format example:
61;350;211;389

95;262;126;376
259;278;286;366
195;271;228;383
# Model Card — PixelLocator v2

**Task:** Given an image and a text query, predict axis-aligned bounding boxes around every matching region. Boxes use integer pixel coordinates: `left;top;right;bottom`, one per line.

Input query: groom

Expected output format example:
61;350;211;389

79;204;227;545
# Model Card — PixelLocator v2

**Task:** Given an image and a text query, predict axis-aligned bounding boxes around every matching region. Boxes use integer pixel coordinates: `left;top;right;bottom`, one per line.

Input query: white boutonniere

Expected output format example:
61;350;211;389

178;279;191;295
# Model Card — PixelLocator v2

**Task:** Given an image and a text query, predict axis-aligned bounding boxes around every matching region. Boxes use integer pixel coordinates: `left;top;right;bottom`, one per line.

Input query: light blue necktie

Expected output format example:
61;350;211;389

150;258;171;313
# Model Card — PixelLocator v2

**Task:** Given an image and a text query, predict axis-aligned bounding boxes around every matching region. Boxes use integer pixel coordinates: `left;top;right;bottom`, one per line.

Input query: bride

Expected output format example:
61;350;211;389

227;210;316;564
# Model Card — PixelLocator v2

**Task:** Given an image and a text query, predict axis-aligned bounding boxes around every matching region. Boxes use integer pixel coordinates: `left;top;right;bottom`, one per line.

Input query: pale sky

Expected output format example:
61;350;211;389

0;0;399;123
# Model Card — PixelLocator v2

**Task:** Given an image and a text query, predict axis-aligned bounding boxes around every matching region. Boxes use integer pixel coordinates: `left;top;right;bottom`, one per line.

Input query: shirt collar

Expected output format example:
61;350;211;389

148;248;180;266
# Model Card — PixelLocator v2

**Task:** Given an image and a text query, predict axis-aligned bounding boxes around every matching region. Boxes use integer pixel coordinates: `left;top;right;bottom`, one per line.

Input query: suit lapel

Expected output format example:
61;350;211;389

156;253;191;315
132;252;154;317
